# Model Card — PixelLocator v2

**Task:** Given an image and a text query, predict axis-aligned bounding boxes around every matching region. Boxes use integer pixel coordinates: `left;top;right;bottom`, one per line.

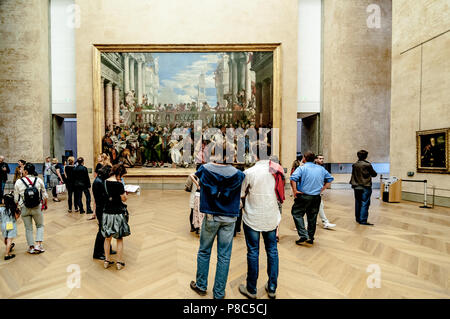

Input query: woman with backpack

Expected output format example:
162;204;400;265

13;163;48;254
49;158;64;202
0;193;20;260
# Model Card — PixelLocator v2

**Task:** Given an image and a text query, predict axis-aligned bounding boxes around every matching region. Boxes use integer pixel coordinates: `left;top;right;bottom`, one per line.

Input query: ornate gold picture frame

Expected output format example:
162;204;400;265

92;44;282;168
416;128;449;174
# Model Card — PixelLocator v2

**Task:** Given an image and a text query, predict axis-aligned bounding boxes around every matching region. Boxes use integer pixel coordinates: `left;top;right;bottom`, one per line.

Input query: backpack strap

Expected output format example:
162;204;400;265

103;180;112;201
103;180;108;196
24;176;35;186
20;178;29;188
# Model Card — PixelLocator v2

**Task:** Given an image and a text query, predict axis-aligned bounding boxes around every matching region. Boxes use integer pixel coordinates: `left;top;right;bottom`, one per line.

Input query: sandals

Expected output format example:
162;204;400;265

103;260;115;269
4;254;16;260
116;262;125;270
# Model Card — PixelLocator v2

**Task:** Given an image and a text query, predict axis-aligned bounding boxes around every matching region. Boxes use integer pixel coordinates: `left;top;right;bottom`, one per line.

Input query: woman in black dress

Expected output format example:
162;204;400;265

102;163;130;270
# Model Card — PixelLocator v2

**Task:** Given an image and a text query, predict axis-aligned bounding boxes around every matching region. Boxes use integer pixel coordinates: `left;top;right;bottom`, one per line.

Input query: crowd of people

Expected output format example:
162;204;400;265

0;154;131;268
0;148;378;298
187;149;377;299
101;119;271;169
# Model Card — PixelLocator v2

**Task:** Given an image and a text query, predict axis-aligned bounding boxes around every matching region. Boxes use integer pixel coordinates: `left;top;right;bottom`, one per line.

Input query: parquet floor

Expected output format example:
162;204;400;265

0;189;449;299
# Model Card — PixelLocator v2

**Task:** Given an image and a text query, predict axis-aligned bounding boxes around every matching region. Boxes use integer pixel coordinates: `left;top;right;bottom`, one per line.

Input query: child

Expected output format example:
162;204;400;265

0;193;19;260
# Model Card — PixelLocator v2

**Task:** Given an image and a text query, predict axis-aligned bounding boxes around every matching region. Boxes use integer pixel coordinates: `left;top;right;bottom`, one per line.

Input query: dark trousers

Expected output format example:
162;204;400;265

93;207;105;257
189;208;196;231
52;186;57;198
75;188;92;213
243;223;278;294
234;209;242;236
67;186;78;211
354;187;372;223
291;194;321;241
0;181;5;204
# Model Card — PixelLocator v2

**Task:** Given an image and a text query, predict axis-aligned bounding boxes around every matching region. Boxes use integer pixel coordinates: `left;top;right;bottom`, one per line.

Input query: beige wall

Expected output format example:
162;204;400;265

75;0;298;169
322;0;392;164
390;0;450;200
0;0;51;163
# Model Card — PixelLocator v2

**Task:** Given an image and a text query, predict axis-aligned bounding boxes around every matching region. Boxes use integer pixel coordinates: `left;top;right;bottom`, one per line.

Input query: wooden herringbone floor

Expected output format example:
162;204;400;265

0;189;449;298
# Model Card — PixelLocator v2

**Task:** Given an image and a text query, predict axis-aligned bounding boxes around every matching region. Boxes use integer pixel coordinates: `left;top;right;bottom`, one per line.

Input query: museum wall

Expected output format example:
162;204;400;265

0;0;51;163
322;0;392;164
74;0;299;170
390;0;450;204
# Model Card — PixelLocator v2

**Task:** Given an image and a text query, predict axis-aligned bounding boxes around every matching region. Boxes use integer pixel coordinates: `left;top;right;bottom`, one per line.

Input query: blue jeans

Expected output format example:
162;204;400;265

43;175;50;189
354;187;372;223
0;181;5;203
196;216;235;299
243;223;279;295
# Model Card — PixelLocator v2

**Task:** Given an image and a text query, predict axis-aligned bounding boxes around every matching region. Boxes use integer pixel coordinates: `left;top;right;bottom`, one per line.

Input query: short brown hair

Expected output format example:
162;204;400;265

304;151;316;163
111;163;127;177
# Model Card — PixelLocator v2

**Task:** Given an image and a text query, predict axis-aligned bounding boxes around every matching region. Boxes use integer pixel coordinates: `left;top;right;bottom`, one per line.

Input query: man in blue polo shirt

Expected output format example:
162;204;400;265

290;151;334;245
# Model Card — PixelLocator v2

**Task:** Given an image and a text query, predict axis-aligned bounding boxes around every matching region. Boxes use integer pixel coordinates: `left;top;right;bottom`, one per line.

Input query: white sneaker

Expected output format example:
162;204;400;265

27;246;38;254
323;223;336;229
34;245;45;253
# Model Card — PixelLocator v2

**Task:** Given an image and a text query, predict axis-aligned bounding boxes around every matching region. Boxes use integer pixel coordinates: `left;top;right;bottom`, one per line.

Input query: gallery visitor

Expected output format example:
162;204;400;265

13;159;26;185
290;151;334;245
42;156;51;189
73;157;93;214
314;155;336;229
190;152;245;299
102;163;130;270
64;156;78;213
0;193;19;260
238;156;284;299
49;158;64;202
14;163;48;254
92;165;115;260
350;150;378;226
0;156;10;205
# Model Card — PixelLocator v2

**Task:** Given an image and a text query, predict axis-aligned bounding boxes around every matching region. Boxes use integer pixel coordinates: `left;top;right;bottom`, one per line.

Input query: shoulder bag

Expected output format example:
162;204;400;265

103;181;129;222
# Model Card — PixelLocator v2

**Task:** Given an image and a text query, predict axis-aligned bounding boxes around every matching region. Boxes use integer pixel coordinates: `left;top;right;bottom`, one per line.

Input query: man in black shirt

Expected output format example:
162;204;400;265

92;165;114;259
0;156;11;204
73;157;93;214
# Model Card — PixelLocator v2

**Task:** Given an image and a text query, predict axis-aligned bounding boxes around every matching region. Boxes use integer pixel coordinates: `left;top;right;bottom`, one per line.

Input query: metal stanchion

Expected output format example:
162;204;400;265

419;180;432;208
402;179;432;209
432;186;435;209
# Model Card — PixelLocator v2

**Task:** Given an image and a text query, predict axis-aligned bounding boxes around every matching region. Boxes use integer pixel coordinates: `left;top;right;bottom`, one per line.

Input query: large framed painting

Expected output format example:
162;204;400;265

416;128;450;174
92;44;281;171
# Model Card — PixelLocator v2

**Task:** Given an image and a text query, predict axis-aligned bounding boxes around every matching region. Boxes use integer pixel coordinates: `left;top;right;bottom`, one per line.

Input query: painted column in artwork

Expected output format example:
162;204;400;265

269;77;273;124
124;54;130;94
113;84;120;125
137;60;143;105
105;81;113;131
240;53;246;92
262;78;271;126
256;82;262;126
142;63;146;101
129;58;135;93
245;53;251;103
232;54;238;104
101;77;105;134
228;54;233;98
